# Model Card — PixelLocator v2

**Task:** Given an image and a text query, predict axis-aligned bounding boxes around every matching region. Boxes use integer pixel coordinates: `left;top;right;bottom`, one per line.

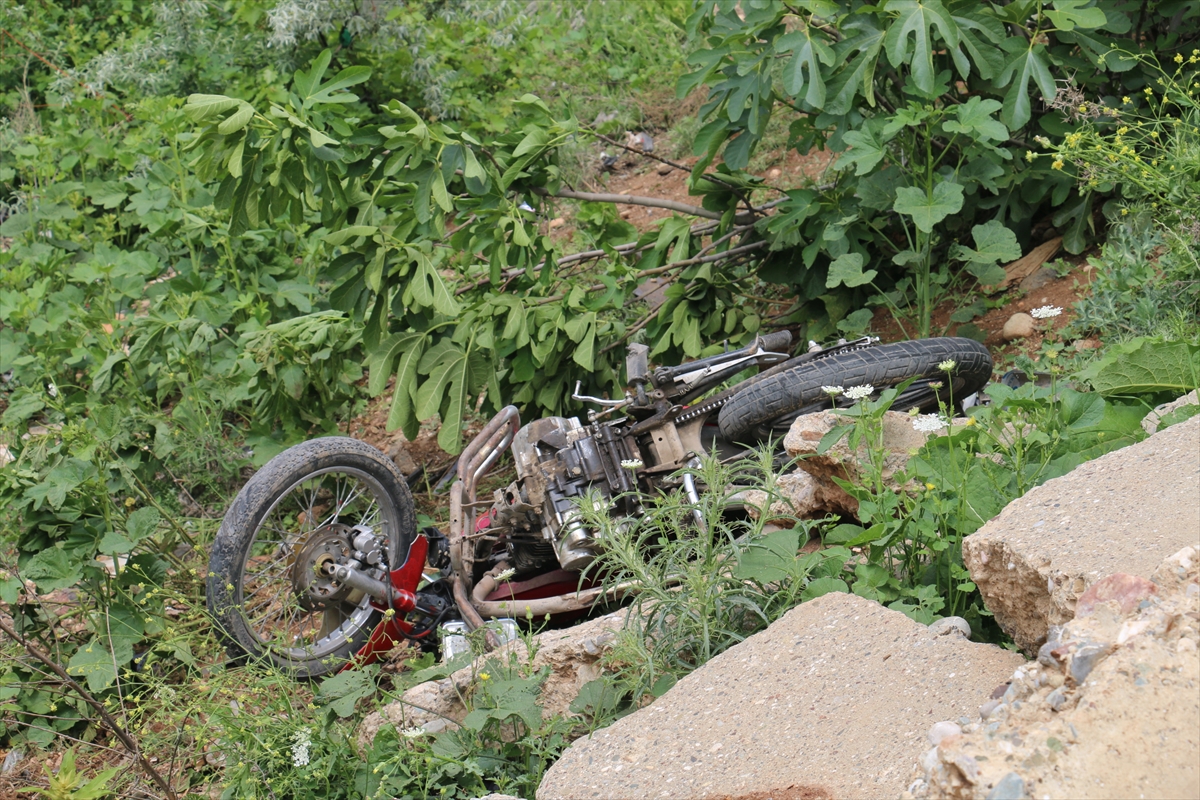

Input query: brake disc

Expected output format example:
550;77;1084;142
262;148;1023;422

288;523;357;610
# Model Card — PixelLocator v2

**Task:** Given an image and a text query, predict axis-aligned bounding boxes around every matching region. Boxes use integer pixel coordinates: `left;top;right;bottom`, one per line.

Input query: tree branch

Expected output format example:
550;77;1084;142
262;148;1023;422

0;615;178;800
532;186;756;223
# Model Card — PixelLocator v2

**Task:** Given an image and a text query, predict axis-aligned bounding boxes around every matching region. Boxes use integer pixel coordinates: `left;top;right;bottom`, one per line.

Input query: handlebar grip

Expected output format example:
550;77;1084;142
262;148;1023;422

758;330;793;353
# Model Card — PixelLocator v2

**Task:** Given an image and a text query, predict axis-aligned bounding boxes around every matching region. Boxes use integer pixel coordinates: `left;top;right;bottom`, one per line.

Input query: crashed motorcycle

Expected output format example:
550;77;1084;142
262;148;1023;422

205;333;992;677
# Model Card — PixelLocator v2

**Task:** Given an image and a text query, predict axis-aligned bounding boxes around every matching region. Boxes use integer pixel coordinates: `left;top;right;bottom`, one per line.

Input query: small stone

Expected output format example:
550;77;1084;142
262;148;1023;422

921;746;940;773
929;720;962;746
549;217;566;229
1076;573;1158;617
1002;313;1035;341
1037;639;1064;667
979;699;1001;719
1;749;22;774
1018;266;1057;291
1046;687;1069;711
930;616;972;639
656;164;673;176
1177;638;1197;654
1073;337;1102;351
1068;642;1113;684
768;167;782;179
946;751;980;784
986;771;1026;800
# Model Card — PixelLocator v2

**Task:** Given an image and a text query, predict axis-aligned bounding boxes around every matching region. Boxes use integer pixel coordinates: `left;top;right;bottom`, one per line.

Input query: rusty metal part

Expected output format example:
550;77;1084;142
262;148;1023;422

289;524;356;608
449;406;521;590
471;563;641;619
452;573;501;649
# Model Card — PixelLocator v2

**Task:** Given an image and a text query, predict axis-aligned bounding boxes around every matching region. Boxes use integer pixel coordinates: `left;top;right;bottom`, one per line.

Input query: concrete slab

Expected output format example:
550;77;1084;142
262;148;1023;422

963;414;1200;654
538;593;1024;800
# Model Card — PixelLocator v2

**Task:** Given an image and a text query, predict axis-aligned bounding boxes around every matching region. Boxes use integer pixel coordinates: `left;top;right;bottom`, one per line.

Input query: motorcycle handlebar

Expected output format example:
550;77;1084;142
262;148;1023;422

757;330;792;353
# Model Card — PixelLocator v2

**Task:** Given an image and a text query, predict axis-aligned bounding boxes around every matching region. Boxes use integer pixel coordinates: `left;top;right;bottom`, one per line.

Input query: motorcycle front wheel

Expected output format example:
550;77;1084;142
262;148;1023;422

206;437;416;678
717;337;993;443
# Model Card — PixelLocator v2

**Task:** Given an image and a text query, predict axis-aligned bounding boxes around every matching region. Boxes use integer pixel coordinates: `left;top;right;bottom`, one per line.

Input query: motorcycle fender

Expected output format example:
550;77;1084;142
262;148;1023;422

343;535;431;671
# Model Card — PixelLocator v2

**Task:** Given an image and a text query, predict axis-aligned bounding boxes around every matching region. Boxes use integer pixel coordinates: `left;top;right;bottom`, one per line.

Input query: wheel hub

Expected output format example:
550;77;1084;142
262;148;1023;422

289;524;356;609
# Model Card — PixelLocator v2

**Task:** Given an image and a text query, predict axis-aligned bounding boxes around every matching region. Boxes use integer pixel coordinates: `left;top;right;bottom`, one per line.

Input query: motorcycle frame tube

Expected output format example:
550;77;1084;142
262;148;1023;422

448;406;520;625
471;563;643;618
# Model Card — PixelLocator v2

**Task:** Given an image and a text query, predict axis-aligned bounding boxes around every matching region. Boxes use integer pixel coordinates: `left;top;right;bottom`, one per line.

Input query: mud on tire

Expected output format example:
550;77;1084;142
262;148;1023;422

206;437;416;678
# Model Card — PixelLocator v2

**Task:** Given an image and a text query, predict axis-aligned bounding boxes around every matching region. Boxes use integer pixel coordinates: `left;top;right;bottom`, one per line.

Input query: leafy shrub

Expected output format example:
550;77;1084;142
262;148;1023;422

678;0;1200;336
823;370;1147;636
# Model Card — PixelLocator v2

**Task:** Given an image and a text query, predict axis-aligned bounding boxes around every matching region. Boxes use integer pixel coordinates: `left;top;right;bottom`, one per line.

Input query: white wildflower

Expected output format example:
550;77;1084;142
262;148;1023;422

399;726;426;739
0;445;13;468
494;568;516;583
912;414;948;434
821;385;843;396
47;382;57;398
620;459;644;470
291;727;312;767
928;381;944;390
937;359;956;372
1030;305;1063;319
843;384;874;401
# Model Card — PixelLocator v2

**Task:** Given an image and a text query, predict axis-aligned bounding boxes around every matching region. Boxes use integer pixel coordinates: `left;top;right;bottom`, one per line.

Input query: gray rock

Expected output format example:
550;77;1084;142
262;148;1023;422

963;414;1200;654
1045;687;1069;711
1;749;23;775
1001;313;1034;341
357;611;626;750
985;772;1026;800
1018;266;1058;292
538;592;1024;800
1141;389;1199;434
930;616;972;639
1067;642;1112;684
928;721;962;746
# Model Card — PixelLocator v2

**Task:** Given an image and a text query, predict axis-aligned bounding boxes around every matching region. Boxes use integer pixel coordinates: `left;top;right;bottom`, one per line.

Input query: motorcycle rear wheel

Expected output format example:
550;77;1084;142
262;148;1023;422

206;437;416;678
717;337;993;443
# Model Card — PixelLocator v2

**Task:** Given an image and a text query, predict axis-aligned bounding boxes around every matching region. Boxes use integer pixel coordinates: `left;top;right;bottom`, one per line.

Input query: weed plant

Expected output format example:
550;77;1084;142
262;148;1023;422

1039;54;1200;344
581;451;847;700
820;367;1148;638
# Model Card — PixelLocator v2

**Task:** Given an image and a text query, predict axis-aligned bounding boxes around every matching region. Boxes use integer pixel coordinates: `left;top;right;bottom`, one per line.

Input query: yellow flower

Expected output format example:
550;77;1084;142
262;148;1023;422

1077;103;1088;113
1175;54;1184;64
964;417;977;427
1117;126;1129;135
479;672;490;681
925;483;936;491
1025;150;1036;162
1052;158;1065;170
1122;96;1131;104
125;496;137;508
1144;87;1153;95
1121;208;1129;216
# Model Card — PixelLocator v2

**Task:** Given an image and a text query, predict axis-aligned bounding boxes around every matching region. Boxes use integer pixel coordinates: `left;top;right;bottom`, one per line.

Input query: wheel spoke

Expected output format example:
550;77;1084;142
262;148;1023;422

222;459;403;665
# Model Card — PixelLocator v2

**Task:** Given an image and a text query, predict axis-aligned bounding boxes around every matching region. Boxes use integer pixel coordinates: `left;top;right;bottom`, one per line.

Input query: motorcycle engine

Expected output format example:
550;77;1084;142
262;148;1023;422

486;416;641;574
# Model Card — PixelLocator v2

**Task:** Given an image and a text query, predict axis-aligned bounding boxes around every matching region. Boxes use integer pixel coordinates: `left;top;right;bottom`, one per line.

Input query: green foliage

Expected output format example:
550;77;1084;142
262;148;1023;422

822;370;1147;632
678;0;1199;336
1077;337;1200;396
1039;55;1200;235
581;451;846;697
1067;221;1200;341
19;748;117;800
